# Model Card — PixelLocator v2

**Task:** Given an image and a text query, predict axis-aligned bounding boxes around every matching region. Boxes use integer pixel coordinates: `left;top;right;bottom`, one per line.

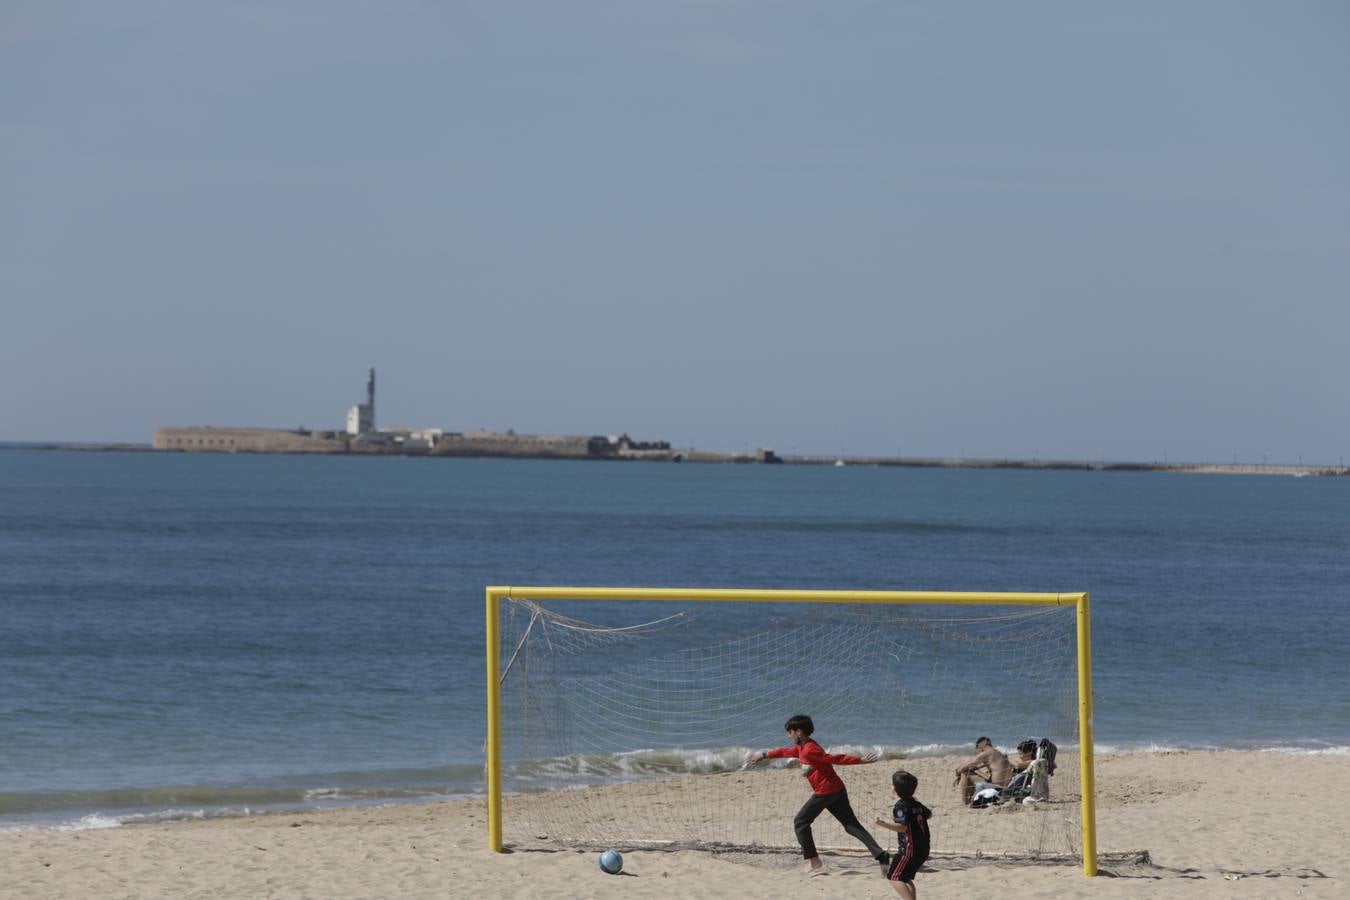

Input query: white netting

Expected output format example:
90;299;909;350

494;597;1084;863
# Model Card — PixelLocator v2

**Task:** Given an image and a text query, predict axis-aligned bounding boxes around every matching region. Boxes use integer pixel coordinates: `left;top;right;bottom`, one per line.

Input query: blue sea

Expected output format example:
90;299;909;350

1;450;1347;830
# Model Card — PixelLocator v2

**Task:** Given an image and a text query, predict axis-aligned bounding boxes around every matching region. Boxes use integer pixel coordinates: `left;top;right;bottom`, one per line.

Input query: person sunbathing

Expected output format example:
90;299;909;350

953;736;1014;806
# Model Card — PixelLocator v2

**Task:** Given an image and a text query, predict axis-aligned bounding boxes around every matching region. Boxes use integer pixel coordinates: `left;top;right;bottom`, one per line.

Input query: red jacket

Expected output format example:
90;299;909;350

765;739;865;795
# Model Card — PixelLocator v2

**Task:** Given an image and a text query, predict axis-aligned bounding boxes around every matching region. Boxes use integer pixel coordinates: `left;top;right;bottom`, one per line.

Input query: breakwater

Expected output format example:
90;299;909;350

94;430;1340;476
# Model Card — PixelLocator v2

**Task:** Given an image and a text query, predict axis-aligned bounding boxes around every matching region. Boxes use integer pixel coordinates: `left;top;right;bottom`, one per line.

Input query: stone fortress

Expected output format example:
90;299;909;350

153;369;679;460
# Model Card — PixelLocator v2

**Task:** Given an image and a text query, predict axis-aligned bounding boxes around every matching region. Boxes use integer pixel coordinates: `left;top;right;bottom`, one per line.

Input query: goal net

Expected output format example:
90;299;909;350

486;587;1096;873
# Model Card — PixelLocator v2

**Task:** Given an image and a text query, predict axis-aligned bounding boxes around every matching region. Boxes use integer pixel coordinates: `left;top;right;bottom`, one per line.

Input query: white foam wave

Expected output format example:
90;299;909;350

892;743;969;757
304;787;394;801
1255;745;1350;757
121;808;211;824
52;814;124;831
614;746;751;774
1090;742;1350;757
506;742;974;787
1092;742;1215;755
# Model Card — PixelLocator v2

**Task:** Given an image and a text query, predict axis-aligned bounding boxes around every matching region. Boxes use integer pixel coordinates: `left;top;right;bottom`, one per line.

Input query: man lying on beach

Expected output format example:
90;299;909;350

745;714;890;876
953;736;1014;805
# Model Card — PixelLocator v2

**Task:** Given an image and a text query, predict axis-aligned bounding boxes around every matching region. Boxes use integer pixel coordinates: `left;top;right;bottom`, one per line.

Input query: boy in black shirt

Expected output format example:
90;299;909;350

874;769;931;899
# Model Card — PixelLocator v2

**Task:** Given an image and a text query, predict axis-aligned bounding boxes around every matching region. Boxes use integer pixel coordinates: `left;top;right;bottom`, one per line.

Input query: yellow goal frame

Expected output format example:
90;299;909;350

484;586;1098;877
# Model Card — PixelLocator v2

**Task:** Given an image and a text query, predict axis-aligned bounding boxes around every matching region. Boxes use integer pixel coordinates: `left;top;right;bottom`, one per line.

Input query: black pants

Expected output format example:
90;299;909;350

793;788;884;860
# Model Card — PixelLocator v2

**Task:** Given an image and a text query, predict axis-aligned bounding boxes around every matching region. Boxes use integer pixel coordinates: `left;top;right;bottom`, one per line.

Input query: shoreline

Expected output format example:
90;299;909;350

3;750;1344;898
6;741;1347;834
4;442;1347;477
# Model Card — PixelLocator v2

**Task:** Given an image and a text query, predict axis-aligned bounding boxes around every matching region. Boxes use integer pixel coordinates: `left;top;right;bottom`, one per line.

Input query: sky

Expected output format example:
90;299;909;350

3;1;1348;463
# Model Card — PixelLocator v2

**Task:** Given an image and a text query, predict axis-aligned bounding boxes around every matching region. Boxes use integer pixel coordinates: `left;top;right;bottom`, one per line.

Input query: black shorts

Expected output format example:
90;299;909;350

887;846;927;883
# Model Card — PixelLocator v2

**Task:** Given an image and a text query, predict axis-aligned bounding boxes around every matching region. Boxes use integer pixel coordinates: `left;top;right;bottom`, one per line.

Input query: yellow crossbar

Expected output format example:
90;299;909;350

496;585;1081;606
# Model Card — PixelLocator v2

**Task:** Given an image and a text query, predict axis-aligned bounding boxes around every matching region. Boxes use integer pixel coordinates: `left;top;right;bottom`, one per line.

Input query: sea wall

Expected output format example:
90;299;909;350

430;433;593;459
153;428;348;454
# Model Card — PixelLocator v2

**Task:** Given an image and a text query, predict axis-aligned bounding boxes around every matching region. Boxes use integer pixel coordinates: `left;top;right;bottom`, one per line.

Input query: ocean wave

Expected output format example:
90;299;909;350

0;786;304;816
0;779;459;831
52;814;125;832
1255;745;1350;757
3;809;223;833
501;742;982;790
1092;741;1350;756
1091;742;1215;755
501;738;1350;790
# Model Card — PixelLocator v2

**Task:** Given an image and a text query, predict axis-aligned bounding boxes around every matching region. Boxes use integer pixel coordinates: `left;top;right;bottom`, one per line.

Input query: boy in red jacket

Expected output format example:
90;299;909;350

746;713;890;876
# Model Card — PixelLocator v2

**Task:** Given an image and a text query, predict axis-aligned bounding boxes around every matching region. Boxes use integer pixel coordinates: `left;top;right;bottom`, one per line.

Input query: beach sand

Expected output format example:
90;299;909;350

3;751;1345;898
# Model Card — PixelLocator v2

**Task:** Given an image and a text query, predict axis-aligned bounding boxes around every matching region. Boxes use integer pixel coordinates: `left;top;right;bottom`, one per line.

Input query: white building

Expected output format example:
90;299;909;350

346;368;376;435
347;403;373;435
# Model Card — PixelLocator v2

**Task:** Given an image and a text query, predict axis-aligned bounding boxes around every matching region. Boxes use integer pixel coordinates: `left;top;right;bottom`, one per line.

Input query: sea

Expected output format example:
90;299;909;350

1;449;1347;831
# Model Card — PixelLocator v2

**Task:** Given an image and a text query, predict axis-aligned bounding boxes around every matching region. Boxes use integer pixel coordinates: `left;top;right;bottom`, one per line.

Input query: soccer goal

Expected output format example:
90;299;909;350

485;586;1098;877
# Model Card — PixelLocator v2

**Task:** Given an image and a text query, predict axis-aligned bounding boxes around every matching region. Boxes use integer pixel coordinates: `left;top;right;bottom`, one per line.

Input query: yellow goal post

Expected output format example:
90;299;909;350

484;585;1098;877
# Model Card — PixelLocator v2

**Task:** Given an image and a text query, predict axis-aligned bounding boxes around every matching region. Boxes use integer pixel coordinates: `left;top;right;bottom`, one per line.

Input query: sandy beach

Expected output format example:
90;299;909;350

3;751;1345;898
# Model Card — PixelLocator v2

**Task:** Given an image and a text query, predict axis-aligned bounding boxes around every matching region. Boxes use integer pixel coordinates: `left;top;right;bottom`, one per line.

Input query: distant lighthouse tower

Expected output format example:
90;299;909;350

346;368;376;435
366;367;376;429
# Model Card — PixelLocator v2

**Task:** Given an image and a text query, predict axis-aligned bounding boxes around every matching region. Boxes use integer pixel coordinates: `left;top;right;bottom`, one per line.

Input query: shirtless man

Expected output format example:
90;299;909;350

953;736;1013;806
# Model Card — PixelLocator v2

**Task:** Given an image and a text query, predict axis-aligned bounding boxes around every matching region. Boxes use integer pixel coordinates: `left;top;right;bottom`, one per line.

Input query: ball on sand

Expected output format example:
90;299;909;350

599;849;624;875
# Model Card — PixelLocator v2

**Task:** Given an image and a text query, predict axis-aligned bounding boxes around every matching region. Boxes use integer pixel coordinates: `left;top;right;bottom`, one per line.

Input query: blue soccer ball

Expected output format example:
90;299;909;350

599;849;624;874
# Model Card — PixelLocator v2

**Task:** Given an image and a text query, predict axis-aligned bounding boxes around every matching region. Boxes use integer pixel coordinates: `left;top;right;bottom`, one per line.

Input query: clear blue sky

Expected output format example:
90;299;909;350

4;2;1347;463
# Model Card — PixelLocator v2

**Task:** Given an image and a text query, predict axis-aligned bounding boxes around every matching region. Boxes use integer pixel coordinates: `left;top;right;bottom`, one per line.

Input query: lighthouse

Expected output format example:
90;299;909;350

346;368;376;435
